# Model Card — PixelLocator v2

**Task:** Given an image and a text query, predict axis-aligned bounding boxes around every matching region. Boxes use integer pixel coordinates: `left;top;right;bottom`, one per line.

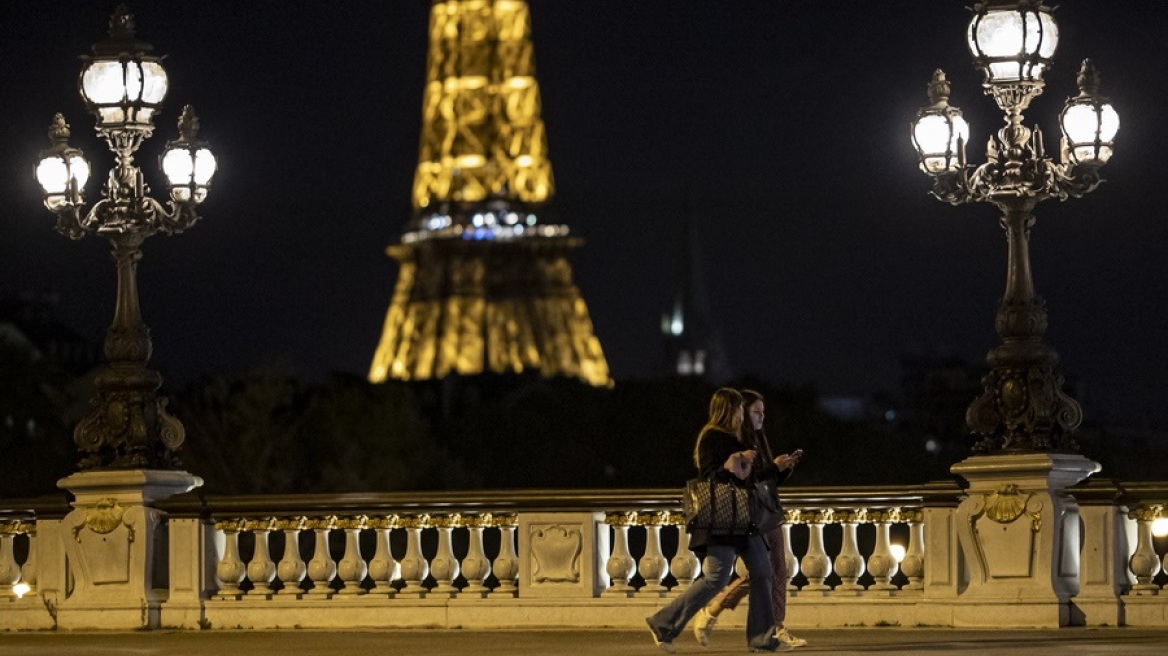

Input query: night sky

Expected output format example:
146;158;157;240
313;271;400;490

2;1;1166;428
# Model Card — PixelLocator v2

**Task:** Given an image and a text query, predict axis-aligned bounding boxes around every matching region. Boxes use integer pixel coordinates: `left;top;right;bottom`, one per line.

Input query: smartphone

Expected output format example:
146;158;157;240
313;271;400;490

791;449;804;458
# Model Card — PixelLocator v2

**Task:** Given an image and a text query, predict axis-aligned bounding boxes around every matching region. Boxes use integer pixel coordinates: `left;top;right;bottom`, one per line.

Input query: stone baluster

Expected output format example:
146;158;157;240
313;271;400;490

213;519;247;599
668;513;700;594
492;516;519;596
306;516;338;596
430;514;462;597
603;512;636;597
1128;506;1163;594
781;515;799;591
800;511;832;591
398;515;431;597
638;512;670;596
367;515;400;596
20;528;37;596
0;521;24;596
867;510;899;592
461;514;492;597
900;511;926;591
244;517;278;597
275;517;307;596
834;510;865;592
336;516;370;595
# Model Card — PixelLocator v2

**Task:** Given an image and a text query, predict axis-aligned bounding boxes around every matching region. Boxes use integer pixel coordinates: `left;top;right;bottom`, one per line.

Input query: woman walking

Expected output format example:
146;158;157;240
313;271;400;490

646;388;784;653
692;389;806;648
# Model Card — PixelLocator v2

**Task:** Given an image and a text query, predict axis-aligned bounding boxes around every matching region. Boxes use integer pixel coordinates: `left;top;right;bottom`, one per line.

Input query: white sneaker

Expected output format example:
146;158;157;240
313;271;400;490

647;621;676;653
693;607;717;647
776;627;807;648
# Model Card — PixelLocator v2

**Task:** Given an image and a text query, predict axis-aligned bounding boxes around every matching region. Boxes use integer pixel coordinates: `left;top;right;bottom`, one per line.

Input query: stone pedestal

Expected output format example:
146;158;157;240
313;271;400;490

950;453;1099;627
1074;502;1132;626
519;512;607;598
55;469;202;630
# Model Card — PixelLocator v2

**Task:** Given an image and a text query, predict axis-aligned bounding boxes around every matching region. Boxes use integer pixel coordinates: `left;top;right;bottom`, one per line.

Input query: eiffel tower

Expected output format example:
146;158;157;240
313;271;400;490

369;0;610;387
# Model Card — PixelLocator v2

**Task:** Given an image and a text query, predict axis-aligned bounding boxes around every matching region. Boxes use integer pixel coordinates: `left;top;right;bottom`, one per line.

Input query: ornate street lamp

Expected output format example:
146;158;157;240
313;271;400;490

33;5;217;469
909;1;1118;453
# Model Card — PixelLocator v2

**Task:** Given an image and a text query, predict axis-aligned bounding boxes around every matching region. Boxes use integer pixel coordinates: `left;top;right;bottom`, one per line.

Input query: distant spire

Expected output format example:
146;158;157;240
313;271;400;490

661;187;730;380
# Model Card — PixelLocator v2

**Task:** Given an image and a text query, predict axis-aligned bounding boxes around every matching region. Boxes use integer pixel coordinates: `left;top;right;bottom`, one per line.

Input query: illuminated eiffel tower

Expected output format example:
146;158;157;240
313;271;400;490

369;0;610;387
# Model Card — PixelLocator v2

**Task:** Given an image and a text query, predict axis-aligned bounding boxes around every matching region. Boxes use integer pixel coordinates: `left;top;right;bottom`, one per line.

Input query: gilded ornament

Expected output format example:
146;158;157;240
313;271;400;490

213;518;246;533
335;516;369;531
605;511;638;527
273;517;308;531
367;514;402;530
638;511;671;527
242;517;278;532
979;484;1043;532
75;498;134;543
1128;505;1165;523
492;515;518;528
304;516;338;531
0;520;34;535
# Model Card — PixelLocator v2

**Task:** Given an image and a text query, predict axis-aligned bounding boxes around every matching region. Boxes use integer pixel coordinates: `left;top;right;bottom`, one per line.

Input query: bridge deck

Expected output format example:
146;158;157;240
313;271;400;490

2;628;1168;655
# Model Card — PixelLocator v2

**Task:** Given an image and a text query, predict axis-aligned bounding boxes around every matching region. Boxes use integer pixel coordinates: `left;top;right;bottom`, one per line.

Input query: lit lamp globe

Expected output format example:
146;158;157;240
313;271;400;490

35;114;90;212
911;70;969;174
1060;60;1119;166
78;7;168;131
967;1;1058;85
161;106;216;204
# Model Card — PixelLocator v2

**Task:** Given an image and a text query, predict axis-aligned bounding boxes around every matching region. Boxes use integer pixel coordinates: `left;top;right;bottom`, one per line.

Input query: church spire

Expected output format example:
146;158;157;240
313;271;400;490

369;0;610;387
662;188;730;380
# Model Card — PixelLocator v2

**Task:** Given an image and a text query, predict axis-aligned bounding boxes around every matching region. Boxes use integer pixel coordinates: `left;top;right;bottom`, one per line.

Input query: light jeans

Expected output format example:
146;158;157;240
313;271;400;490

709;524;788;625
646;535;778;651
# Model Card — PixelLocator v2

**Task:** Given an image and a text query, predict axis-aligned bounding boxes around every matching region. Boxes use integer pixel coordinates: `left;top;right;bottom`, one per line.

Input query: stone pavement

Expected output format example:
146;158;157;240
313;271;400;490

2;628;1168;655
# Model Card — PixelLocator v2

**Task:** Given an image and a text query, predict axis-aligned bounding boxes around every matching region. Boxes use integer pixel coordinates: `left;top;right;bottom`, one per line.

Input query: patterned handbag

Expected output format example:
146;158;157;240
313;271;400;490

683;475;755;536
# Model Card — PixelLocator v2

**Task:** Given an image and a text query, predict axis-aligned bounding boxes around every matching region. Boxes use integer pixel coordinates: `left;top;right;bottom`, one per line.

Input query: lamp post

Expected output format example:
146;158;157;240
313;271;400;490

33;5;217;470
910;1;1118;454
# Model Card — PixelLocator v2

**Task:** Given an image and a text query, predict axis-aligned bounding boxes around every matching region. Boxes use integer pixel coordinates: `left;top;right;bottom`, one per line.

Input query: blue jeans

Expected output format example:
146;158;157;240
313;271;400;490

646;535;778;651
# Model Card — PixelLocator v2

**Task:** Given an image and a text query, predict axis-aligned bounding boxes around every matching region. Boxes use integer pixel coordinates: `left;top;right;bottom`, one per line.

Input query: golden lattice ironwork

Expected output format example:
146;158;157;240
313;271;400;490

413;0;553;211
370;0;609;387
369;238;611;386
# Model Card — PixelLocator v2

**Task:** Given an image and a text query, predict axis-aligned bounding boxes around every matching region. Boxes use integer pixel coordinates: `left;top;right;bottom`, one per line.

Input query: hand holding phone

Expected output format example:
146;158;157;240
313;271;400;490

775;449;803;471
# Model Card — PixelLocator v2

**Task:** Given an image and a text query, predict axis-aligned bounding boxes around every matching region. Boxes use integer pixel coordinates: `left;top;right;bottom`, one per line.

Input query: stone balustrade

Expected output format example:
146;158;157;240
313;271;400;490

2;481;1168;629
0;519;36;600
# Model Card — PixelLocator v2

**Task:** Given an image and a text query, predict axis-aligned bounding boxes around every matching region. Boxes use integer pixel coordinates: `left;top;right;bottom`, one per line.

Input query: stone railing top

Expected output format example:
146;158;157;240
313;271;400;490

5;477;1168;523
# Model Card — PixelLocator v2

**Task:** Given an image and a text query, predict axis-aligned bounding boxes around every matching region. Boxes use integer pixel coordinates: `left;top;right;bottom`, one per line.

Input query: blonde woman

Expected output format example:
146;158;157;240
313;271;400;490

646;388;785;653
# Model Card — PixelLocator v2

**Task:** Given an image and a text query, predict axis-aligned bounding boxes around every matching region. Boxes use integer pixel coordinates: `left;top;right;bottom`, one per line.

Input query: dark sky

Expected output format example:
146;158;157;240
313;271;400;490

2;1;1166;427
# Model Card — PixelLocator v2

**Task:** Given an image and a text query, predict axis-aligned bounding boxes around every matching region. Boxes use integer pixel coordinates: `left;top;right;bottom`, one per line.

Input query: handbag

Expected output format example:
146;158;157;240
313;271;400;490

683;475;755;536
751;477;784;534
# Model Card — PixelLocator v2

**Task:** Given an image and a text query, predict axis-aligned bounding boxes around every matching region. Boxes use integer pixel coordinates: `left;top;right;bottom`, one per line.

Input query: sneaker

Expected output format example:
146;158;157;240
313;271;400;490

693;607;717;647
749;642;792;653
647;620;676;654
776;627;807;648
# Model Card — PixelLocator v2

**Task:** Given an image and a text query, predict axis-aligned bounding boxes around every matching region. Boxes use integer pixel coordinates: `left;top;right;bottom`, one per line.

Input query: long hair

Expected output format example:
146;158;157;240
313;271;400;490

693;387;744;467
741;389;775;463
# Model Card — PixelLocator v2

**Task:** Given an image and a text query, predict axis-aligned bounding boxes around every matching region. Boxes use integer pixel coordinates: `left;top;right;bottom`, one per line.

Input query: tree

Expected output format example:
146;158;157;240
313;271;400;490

172;365;313;494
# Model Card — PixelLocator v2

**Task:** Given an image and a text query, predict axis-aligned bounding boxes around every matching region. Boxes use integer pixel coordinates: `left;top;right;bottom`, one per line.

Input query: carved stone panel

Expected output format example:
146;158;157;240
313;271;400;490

530;525;582;583
518;512;605;598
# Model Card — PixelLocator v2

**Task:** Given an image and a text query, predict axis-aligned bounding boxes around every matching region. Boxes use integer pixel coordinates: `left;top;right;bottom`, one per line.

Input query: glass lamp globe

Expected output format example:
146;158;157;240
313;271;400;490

35;115;90;211
161;106;216;204
1060;60;1119;166
79;7;168;130
911;70;969;174
967;1;1058;84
